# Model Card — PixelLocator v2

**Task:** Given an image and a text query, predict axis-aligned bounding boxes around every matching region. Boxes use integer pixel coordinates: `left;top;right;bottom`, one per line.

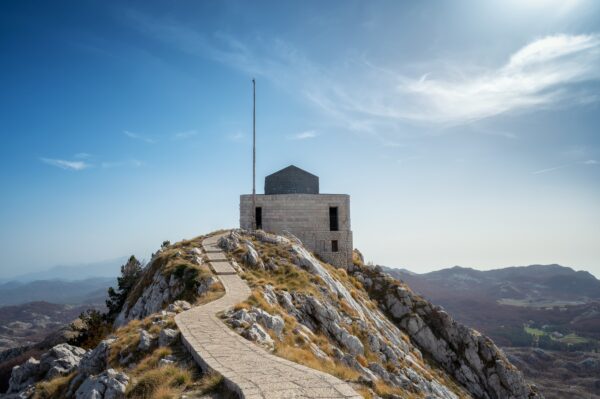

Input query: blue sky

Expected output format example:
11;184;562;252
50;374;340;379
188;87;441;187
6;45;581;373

1;0;599;278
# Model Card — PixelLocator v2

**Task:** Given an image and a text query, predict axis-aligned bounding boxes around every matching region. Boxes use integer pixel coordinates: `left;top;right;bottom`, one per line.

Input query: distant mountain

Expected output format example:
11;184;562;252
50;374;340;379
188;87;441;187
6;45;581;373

0;256;127;283
384;264;600;307
0;277;114;307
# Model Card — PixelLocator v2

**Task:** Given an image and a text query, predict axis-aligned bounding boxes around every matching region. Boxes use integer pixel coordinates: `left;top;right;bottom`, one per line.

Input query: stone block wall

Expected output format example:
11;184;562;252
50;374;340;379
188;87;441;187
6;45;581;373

240;194;353;268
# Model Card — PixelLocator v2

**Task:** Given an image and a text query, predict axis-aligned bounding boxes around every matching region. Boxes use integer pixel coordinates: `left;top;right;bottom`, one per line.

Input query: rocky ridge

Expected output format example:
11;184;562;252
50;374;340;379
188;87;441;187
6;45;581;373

218;230;540;399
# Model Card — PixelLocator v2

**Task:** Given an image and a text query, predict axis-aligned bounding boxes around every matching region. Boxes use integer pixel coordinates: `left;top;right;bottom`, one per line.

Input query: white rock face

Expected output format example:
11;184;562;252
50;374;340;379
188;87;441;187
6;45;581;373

350;263;542;399
114;262;185;327
75;369;129;399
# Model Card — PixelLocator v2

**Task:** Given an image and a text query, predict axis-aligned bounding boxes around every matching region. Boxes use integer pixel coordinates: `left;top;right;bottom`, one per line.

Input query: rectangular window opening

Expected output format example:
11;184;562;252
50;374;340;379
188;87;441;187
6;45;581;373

331;240;339;253
255;207;262;230
329;206;339;231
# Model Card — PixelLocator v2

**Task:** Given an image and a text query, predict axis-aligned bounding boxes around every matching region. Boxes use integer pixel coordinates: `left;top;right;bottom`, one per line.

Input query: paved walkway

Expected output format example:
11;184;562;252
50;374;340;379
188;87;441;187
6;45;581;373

175;233;361;399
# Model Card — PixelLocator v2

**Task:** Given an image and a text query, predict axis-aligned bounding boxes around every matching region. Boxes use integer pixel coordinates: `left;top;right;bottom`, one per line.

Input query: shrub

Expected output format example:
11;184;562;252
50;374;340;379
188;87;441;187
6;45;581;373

106;255;143;320
69;309;111;349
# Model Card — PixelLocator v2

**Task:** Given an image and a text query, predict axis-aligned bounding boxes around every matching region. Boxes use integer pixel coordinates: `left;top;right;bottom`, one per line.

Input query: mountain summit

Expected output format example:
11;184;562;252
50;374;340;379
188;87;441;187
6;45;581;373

3;230;540;399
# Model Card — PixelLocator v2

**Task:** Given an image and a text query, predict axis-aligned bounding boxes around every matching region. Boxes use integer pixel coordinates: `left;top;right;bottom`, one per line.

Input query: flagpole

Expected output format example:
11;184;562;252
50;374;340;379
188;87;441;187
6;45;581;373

252;78;256;230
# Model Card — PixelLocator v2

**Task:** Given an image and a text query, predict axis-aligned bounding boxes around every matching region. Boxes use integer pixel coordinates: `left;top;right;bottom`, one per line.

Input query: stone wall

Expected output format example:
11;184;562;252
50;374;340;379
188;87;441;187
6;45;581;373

240;194;353;268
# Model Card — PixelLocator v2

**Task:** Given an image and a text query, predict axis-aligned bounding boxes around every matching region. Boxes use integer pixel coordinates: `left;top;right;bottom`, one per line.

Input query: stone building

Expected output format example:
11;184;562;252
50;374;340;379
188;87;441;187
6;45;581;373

240;165;353;268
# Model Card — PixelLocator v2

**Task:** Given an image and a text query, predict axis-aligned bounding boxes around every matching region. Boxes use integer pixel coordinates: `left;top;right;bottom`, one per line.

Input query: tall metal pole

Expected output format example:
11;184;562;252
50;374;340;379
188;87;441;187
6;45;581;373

252;78;256;230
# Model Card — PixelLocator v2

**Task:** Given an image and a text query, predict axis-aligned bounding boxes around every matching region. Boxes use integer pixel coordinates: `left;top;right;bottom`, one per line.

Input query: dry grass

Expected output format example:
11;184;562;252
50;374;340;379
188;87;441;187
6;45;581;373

373;379;424;398
108;319;143;367
127;364;193;399
274;342;360;382
33;372;76;399
194;371;224;394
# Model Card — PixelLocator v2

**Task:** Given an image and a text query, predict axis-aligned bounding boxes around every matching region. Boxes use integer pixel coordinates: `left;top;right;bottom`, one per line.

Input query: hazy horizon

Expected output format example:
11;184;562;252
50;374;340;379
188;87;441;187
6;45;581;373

1;1;599;278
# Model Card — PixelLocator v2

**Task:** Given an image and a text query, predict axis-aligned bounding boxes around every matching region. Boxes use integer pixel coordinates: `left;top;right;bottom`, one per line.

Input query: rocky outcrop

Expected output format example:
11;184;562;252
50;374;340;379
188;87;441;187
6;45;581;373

7;344;87;394
224;307;283;350
79;339;114;377
114;266;186;326
348;262;541;399
75;369;129;399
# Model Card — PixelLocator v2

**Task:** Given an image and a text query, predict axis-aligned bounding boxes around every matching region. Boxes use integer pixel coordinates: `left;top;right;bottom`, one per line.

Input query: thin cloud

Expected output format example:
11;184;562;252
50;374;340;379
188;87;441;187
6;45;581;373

395;34;600;124
532;165;569;175
173;130;198;140
74;152;92;159
584;159;598;165
127;12;600;129
123;130;156;144
288;130;317;140
40;158;91;171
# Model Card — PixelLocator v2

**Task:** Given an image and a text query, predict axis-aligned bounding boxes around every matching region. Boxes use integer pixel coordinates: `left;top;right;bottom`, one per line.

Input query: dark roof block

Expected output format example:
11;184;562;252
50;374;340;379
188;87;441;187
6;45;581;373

264;165;319;195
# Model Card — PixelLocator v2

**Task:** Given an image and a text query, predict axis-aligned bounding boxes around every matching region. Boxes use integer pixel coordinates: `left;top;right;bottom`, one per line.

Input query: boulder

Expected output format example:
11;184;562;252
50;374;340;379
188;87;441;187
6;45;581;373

137;330;155;352
79;338;114;376
167;300;192;313
40;343;87;379
218;232;240;251
7;344;87;394
7;358;42;393
243;245;264;269
250;308;285;337
75;369;129;399
243;323;274;350
159;328;179;347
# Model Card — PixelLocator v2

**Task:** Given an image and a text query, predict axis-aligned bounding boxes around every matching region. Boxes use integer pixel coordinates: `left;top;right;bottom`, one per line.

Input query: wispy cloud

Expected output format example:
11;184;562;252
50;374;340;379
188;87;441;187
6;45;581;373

124;130;156;144
532;164;570;175
584;159;598;165
288;130;317;140
40;158;91;171
173;130;198;140
74;152;92;159
127;11;600;130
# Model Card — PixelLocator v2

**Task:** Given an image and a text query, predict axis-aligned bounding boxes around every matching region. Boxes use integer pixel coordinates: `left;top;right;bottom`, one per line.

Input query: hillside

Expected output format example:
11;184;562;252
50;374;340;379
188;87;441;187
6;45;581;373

383;265;600;398
2;230;539;399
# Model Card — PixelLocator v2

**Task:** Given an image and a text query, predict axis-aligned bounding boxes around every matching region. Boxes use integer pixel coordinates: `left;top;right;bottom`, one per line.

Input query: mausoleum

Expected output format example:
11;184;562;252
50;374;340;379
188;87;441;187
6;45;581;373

240;165;353;268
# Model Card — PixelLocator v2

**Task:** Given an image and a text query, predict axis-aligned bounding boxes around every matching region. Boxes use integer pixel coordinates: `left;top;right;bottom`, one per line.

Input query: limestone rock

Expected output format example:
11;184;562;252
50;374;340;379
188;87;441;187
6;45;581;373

217;231;240;251
168;300;192;313
137;330;155;351
40;343;87;379
75;369;129;399
243;323;274;350
114;263;185;326
197;275;218;296
243;245;264;269
7;343;87;394
249;308;285;337
159;328;179;347
7;358;42;394
79;338;114;377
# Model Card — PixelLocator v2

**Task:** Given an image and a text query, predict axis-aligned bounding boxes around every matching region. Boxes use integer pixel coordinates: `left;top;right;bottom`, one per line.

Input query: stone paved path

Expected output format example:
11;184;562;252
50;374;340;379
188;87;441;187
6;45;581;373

175;233;361;399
